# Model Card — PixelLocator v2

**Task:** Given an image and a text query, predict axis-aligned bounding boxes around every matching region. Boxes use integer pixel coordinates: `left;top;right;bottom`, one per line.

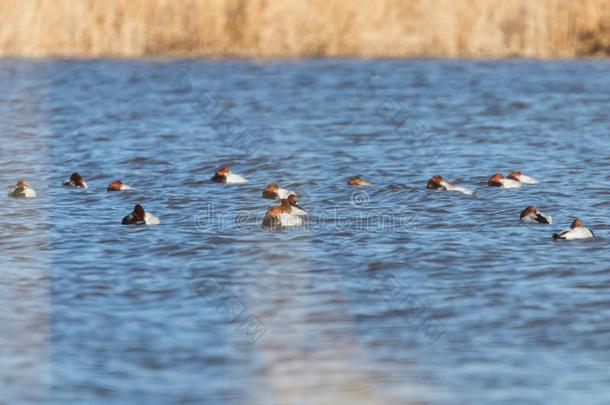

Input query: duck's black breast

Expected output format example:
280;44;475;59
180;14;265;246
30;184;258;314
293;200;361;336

122;214;145;225
211;175;227;183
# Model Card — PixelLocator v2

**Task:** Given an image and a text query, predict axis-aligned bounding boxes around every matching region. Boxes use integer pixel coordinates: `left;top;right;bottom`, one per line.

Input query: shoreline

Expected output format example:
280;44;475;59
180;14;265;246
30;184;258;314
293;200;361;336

0;55;608;61
1;0;608;59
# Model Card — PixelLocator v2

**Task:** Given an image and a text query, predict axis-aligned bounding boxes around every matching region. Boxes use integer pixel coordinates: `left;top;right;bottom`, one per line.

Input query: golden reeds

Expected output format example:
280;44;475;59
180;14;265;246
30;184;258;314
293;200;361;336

0;0;608;57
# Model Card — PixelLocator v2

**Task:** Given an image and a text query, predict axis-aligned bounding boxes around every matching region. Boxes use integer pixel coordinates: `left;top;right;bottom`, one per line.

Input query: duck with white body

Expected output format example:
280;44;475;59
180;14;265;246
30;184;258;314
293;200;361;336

488;173;521;189
508;171;539;184
211;167;248;184
553;218;593;240
262;183;296;200
520;206;552;224
426;175;474;196
262;194;308;227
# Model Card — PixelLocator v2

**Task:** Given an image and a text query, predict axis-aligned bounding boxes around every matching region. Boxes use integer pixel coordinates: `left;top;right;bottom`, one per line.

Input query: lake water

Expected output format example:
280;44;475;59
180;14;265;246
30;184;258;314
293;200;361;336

1;58;609;404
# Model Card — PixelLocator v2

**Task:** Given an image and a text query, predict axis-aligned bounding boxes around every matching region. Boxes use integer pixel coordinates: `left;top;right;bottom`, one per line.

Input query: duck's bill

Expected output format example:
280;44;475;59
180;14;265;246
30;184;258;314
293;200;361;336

294;204;308;214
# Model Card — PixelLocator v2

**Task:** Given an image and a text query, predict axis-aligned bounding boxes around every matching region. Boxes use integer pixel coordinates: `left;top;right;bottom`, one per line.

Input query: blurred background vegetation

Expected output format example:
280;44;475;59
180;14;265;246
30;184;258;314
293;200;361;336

0;0;608;58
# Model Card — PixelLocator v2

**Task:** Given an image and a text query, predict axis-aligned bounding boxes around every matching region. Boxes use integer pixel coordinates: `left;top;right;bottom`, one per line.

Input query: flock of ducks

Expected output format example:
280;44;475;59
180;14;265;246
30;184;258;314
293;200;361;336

425;171;593;240
7;167;594;240
8;173;159;225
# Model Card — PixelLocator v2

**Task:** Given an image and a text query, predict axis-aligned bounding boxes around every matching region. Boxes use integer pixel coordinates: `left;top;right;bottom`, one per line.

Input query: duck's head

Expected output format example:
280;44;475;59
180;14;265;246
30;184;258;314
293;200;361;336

571;218;584;228
262;183;280;198
280;194;304;212
70;172;86;187
215;166;231;177
107;180;124;192
212;166;231;182
15;179;29;188
520;205;538;218
426;175;445;189
507;171;522;181
488;173;504;186
347;176;370;186
521;205;540;218
122;204;146;224
264;183;279;192
286;194;300;207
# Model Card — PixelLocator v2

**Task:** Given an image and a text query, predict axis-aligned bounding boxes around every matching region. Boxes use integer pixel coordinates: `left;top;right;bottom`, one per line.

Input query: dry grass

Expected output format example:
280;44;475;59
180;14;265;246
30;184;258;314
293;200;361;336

0;0;608;57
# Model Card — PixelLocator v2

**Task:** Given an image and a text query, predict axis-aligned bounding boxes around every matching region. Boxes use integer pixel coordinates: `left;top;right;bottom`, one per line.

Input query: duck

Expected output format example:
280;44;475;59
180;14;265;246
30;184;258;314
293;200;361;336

262;183;295;199
520;206;552;224
262;194;307;227
107;180;132;192
347;176;372;186
8;179;36;198
553;218;594;240
63;172;87;188
211;166;248;184
488;173;521;189
507;171;539;184
426;175;474;195
121;204;160;225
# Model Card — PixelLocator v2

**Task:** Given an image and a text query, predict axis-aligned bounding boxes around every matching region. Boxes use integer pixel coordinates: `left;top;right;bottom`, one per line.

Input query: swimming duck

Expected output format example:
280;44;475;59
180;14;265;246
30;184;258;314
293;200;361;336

507;171;539;184
8;179;36;198
553;218;594;240
488;173;521;189
426;175;474;195
121;204;160;225
520;206;552;224
211;167;248;184
262;194;307;227
107;180;132;192
347;176;372;186
63;172;87;188
262;183;295;199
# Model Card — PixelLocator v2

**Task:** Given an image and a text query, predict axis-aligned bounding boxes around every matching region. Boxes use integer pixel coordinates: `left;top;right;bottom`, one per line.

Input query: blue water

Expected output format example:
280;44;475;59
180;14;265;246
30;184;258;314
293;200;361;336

1;59;609;404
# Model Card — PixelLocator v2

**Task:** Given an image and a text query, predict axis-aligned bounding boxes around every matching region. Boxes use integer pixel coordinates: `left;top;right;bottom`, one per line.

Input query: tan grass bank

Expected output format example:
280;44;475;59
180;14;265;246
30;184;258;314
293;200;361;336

0;0;608;58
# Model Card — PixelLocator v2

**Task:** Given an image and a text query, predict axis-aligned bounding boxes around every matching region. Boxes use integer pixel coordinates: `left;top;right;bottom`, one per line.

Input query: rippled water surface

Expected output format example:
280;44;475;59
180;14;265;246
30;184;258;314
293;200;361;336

1;59;609;404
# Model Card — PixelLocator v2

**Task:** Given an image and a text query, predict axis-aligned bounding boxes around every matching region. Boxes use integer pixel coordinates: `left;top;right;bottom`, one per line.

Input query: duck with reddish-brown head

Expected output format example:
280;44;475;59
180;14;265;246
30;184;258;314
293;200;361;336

262;183;295;199
121;204;160;225
553;218;593;240
63;172;88;188
488;173;521;189
426;175;474;195
211;166;248;184
426;175;446;190
520;206;552;224
107;180;132;192
262;194;307;227
507;171;539;185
